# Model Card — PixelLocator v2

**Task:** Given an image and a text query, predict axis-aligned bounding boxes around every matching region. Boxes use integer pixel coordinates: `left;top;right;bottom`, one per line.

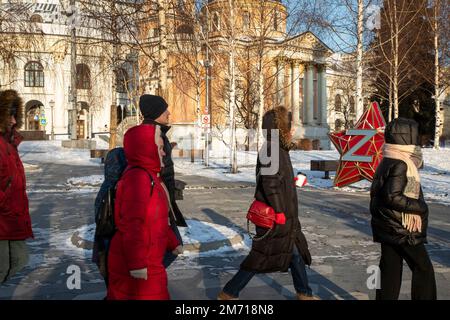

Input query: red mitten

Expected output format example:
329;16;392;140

275;213;286;225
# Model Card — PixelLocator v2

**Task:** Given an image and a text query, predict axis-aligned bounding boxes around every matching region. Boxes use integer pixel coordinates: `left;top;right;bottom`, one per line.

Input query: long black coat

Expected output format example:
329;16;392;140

241;109;311;273
370;118;429;246
143;119;187;227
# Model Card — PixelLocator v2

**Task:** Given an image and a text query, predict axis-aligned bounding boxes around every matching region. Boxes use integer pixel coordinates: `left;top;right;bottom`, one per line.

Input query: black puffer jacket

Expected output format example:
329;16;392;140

370;118;429;246
240;107;311;273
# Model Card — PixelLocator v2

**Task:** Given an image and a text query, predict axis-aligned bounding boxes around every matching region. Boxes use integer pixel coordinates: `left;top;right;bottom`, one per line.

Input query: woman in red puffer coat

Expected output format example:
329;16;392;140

107;124;181;300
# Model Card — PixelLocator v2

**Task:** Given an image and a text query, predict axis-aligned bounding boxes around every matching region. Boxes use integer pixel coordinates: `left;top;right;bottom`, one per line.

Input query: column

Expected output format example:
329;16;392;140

305;63;314;125
318;65;328;126
54;58;66;133
292;62;300;126
286;62;292;109
276;59;285;106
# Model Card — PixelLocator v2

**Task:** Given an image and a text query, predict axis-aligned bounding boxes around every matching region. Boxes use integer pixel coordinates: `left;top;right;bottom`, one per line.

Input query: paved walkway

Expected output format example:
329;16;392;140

1;161;448;300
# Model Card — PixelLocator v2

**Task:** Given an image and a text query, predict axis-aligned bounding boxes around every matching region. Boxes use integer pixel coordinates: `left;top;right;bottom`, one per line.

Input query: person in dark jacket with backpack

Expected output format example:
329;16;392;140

92;148;127;286
370;117;436;300
218;106;316;300
139;95;187;266
0;90;33;284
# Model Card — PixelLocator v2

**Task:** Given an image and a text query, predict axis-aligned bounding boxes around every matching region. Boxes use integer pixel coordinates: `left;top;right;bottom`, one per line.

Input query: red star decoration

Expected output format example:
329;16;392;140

328;101;386;187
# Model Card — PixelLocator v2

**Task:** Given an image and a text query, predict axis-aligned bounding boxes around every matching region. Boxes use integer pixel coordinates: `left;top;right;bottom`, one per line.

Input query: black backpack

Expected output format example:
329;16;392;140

96;166;155;238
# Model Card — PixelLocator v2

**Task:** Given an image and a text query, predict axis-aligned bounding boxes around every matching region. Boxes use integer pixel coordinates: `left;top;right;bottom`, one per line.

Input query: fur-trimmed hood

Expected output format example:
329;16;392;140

0;90;24;133
262;106;295;150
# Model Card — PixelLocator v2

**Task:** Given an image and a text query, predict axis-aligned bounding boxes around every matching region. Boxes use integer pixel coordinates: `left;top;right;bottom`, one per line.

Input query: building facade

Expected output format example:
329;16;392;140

139;0;361;150
1;0;359;151
0;0;137;140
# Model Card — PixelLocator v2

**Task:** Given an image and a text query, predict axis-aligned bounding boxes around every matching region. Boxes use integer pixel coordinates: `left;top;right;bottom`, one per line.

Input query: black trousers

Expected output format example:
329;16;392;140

376;243;437;300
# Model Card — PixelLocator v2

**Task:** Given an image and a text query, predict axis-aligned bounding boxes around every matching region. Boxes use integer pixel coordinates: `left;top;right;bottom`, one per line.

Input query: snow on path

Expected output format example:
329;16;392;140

27;219;250;270
175;148;450;205
19;141;102;166
18;141;449;205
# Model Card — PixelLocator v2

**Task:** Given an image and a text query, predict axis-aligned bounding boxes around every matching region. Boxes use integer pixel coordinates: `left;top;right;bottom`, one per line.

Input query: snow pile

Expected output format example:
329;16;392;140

18;141;101;166
421;148;450;205
179;219;241;246
67;175;104;187
22;163;42;173
64;219;249;257
92;137;110;150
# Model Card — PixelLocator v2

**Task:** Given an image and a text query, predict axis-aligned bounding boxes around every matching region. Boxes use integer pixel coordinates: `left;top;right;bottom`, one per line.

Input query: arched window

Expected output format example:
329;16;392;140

243;11;250;31
176;24;194;34
116;68;128;93
30;14;43;23
212;12;220;32
176;23;194;40
349;96;355;114
335;94;342;112
76;64;91;89
24;61;44;87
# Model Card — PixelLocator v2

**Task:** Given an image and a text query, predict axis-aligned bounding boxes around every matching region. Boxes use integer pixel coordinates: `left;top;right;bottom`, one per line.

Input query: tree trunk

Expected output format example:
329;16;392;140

257;59;265;150
388;70;393;123
69;0;78;140
393;2;399;119
356;0;364;118
158;0;168;99
433;0;441;149
229;50;237;173
228;0;237;174
109;10;119;149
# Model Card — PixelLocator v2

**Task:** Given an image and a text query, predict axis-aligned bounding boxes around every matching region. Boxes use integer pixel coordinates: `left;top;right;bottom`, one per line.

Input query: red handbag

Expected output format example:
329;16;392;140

246;199;286;241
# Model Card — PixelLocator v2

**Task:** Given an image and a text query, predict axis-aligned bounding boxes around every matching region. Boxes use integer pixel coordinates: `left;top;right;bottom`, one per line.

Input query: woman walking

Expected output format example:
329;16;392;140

218;106;316;300
107;124;181;300
370;117;436;300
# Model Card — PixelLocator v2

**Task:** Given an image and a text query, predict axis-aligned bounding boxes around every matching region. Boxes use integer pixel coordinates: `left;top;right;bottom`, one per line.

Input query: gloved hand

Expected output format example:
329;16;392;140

172;245;184;256
129;268;147;280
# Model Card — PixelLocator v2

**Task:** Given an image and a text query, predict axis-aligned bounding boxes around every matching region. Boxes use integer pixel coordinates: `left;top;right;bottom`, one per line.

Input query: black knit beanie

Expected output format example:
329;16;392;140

139;95;168;121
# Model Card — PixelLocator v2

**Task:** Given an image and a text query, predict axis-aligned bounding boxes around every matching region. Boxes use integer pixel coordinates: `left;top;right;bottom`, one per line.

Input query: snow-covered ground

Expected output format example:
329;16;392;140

58;219;250;257
174;148;450;206
19;141;102;166
18;141;450;206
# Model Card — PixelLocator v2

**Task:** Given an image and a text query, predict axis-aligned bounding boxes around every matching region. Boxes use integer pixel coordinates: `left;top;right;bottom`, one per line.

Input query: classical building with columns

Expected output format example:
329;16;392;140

0;0;137;140
203;0;335;150
139;0;345;150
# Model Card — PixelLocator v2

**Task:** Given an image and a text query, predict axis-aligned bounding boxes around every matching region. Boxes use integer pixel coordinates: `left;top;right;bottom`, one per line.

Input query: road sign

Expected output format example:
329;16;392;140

201;114;210;128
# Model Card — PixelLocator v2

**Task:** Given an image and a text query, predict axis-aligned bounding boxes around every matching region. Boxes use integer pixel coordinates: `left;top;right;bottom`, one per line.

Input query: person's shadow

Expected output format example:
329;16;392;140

198;208;357;300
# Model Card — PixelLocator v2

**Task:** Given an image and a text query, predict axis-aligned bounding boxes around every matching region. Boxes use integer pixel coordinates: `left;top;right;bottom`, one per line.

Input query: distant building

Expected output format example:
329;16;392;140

0;0;137;140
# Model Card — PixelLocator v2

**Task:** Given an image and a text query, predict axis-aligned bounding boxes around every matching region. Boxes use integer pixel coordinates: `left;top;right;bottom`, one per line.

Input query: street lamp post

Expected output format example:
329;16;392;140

49;100;55;140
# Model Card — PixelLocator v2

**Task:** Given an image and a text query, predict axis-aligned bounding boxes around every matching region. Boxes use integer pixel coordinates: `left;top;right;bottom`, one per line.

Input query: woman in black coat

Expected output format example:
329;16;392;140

218;106;315;300
370;117;436;300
